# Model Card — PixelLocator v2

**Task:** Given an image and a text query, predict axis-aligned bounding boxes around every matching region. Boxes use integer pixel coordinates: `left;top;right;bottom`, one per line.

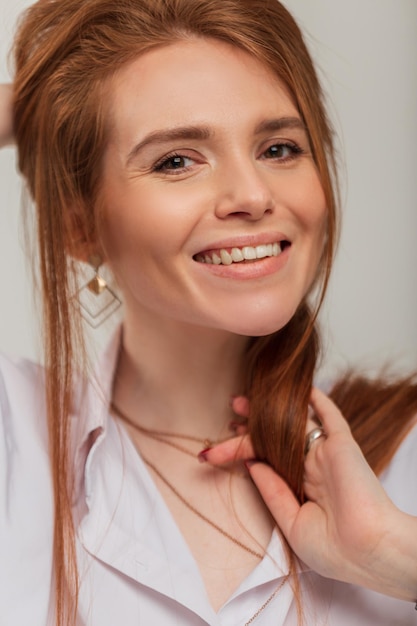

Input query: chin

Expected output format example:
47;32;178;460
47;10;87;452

218;311;297;338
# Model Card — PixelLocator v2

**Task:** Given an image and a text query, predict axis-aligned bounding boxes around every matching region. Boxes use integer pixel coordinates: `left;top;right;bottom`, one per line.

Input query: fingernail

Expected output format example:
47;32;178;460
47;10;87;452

198;447;211;463
244;459;257;471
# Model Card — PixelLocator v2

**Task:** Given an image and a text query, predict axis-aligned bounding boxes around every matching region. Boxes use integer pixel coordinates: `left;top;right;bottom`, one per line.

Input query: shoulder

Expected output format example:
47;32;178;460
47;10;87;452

0;352;48;451
379;420;417;515
0;354;54;622
0;351;45;402
0;353;50;505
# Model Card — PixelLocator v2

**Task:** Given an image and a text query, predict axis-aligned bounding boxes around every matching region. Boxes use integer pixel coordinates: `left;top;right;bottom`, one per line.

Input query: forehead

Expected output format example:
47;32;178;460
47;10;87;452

105;38;299;140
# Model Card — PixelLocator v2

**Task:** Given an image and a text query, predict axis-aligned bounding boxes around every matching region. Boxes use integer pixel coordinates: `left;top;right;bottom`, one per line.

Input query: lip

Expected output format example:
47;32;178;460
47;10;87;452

193;241;291;280
193;232;291;257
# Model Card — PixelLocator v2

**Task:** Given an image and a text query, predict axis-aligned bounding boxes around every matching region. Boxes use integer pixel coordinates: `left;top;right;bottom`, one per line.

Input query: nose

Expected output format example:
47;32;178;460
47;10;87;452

214;159;274;221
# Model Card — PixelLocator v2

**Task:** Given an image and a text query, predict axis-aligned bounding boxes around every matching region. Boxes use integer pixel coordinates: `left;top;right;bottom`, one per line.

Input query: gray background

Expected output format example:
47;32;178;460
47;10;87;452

0;0;416;377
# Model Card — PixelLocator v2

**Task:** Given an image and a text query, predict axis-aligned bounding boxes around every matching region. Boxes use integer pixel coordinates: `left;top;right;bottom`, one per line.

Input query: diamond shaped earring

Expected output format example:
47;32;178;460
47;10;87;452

76;255;121;328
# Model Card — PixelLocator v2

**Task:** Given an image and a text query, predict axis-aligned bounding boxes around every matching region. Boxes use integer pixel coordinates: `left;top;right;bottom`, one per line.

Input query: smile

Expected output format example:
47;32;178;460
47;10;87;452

194;242;289;266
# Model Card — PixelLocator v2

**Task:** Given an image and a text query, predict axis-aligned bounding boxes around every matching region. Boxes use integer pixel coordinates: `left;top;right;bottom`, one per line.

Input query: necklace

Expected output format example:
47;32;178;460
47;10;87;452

112;403;263;558
142;456;289;625
244;575;290;625
111;402;290;624
111;402;226;458
142;454;264;560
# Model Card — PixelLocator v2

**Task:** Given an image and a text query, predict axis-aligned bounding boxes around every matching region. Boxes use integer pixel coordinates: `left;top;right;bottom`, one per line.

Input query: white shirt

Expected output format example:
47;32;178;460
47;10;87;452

1;331;416;625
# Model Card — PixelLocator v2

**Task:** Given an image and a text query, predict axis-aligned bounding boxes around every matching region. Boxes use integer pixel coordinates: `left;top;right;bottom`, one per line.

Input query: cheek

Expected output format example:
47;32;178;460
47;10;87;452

295;172;328;247
97;182;203;280
98;185;164;260
307;192;330;289
291;173;328;283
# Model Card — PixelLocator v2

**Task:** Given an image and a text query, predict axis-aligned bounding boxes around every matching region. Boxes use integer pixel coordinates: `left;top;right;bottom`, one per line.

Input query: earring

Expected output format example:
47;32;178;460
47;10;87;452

77;255;121;328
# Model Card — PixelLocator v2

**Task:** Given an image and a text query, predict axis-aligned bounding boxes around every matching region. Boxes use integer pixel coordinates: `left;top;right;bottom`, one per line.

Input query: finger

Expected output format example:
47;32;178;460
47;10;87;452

305;401;327;454
199;434;254;465
310;387;351;436
229;421;248;436
248;462;300;540
231;396;250;418
234;424;249;437
306;415;321;433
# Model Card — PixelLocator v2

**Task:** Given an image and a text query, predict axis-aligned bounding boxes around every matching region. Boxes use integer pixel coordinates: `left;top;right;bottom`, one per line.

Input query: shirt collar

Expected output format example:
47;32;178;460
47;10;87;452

71;324;313;576
71;324;122;502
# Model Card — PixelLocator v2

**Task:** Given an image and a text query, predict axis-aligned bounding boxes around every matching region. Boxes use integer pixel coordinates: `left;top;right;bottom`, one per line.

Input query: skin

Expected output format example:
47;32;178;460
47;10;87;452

96;37;327;437
1;35;415;608
98;39;326;342
96;38;327;607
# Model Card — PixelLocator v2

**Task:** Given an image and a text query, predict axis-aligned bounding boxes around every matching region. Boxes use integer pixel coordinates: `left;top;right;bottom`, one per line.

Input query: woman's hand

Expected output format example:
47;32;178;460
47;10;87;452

0;84;14;147
202;388;417;603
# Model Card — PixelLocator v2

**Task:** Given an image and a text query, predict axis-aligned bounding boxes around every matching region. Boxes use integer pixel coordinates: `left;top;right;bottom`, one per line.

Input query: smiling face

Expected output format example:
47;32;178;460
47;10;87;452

98;38;327;337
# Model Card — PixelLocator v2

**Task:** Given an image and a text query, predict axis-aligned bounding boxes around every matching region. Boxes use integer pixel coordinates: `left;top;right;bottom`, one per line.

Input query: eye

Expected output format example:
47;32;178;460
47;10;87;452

153;153;195;173
262;142;304;162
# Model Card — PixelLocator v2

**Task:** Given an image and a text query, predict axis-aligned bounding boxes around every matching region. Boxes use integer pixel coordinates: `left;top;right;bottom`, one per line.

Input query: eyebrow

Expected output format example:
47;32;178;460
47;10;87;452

126;116;306;165
254;116;306;135
126;126;212;165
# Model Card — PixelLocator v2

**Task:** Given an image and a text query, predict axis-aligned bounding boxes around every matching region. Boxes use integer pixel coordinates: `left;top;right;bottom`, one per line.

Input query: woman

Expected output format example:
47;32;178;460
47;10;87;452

0;0;416;624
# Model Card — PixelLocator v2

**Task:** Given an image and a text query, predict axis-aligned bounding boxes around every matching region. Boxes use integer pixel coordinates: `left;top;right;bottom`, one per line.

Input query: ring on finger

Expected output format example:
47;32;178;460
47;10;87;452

304;426;326;455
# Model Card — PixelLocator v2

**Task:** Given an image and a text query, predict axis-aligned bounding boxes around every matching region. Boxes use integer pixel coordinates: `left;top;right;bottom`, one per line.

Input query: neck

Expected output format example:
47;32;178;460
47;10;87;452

112;317;250;437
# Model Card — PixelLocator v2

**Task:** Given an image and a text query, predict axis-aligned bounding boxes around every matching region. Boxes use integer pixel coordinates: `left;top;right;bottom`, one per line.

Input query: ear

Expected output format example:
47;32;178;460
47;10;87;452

67;235;105;265
64;202;106;264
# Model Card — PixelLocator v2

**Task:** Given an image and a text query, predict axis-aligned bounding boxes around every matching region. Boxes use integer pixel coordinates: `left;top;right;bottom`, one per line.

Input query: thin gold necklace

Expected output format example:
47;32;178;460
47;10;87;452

141;456;289;625
111;401;227;457
112;403;262;557
142;454;264;560
111;402;290;624
244;575;289;625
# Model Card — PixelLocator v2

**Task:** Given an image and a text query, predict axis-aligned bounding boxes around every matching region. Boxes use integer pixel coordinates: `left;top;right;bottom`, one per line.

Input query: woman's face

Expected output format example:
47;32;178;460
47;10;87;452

99;38;327;337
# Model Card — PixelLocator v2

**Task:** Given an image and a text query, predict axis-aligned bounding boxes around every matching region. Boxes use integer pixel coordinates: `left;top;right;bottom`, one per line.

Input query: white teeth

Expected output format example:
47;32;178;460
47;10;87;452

242;246;257;260
196;242;283;265
255;244;268;259
220;249;233;265
231;247;244;262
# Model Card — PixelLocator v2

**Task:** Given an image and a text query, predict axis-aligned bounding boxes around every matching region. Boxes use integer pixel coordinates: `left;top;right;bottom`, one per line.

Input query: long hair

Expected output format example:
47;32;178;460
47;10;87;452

11;1;417;624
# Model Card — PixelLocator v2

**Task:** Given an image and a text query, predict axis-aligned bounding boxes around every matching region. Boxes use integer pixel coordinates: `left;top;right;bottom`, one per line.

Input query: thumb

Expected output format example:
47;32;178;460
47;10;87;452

247;462;301;540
